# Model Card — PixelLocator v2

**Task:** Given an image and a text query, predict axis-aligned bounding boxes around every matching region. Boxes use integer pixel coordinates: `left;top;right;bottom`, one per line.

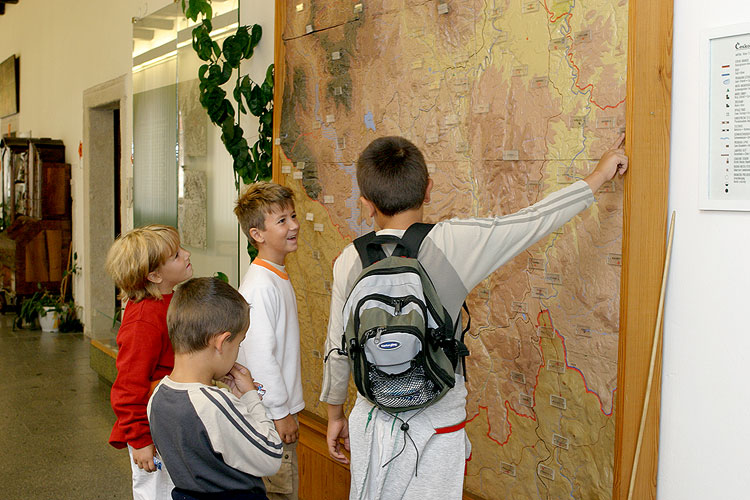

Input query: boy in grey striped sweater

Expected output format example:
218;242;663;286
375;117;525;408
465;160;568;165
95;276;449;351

148;277;283;500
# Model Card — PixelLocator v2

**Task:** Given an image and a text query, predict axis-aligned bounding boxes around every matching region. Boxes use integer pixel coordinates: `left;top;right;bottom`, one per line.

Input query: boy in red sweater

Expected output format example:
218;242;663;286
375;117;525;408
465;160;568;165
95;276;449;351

105;224;193;500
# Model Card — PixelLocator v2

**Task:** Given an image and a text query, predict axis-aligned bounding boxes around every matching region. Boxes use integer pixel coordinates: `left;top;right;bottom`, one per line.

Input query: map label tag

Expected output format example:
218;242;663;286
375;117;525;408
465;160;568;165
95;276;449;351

323;195;334;204
547;359;565;373
503;150;519;161
473;103;490;114
519;393;534;407
282;165;292;174
532;76;549;89
510;371;526;384
526;180;542;193
544;273;562;285
311;249;321;260
296;3;304;12
437;2;449;15
527;257;544;270
445;114;459;126
333;86;343;95
296;161;306;170
306;212;314;221
312;121;321;129
426;163;437;174
331;51;341;61
531;286;547;298
314;223;324;232
511;301;528;314
275;138;281;145
550;394;567;410
538;326;554;339
549;37;566;51
556;166;575;184
569;116;586;127
326;114;335;123
523;1;540;13
552;433;570;450
305;24;313;34
607;253;622;266
576;30;592;43
293;171;303;180
353;3;363;14
337;137;346;149
538;464;555;481
500;462;516;477
512;65;528;77
596;116;615;129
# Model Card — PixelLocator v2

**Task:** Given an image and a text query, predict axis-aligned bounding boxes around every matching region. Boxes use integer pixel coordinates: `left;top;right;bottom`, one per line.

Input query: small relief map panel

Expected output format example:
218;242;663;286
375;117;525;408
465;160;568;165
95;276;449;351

278;1;627;499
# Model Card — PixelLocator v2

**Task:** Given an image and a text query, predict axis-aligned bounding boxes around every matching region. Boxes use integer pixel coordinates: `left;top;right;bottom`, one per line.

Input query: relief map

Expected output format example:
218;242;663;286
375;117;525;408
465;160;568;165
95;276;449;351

278;1;627;498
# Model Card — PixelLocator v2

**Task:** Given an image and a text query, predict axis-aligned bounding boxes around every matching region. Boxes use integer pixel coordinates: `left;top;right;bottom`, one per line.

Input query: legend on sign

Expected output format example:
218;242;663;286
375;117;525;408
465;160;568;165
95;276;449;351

702;24;750;210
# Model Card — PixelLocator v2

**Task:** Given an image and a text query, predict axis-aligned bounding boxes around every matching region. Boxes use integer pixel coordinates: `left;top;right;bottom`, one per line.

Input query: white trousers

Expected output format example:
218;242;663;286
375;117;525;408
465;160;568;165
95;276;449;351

127;445;175;500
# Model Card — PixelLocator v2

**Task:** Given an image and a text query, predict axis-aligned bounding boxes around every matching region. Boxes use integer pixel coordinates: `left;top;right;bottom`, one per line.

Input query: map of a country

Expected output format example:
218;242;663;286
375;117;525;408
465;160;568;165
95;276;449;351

278;1;627;498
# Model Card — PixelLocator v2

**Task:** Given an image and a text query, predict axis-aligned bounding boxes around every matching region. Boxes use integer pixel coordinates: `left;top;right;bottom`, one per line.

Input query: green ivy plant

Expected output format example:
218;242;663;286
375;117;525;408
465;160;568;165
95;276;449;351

182;0;274;187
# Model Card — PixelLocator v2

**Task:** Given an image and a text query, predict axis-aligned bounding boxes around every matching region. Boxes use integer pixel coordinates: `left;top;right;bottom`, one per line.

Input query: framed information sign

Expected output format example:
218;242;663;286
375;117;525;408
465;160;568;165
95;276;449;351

701;23;750;210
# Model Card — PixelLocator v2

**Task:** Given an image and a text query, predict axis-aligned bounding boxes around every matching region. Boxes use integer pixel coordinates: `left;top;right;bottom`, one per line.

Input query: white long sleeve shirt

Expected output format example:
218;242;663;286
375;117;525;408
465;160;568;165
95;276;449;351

237;259;305;420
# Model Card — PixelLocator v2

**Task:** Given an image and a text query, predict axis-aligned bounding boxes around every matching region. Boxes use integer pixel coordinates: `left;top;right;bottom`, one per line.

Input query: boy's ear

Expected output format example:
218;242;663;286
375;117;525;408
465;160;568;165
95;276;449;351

360;196;376;218
248;228;264;245
423;178;434;204
211;331;233;353
146;270;163;284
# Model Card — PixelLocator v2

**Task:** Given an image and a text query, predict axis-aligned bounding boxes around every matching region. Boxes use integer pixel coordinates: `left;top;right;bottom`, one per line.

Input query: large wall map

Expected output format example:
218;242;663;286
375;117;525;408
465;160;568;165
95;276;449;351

278;1;626;498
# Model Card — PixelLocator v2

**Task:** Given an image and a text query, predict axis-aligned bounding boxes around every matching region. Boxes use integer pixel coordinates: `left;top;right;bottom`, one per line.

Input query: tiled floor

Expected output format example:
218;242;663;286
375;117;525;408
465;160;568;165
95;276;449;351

0;315;132;499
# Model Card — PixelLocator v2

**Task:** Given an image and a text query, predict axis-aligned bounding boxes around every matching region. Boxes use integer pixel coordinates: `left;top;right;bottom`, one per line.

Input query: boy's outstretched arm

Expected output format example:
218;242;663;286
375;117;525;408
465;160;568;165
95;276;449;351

584;134;628;192
326;403;350;465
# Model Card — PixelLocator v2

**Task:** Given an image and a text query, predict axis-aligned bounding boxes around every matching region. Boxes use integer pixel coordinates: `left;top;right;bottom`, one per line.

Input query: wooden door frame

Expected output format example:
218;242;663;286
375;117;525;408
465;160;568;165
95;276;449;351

272;1;674;498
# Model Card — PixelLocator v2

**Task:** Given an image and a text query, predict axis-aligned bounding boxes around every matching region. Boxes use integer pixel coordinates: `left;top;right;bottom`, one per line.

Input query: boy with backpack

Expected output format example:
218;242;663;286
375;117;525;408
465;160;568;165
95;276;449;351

319;135;628;498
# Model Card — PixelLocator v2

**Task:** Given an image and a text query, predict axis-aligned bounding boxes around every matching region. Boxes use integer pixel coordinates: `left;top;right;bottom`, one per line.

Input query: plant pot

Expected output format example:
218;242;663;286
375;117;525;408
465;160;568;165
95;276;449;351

39;307;60;333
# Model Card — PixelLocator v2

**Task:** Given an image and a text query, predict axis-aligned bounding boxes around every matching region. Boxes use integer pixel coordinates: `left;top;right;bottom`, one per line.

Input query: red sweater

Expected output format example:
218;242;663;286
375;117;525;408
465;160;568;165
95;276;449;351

108;294;174;449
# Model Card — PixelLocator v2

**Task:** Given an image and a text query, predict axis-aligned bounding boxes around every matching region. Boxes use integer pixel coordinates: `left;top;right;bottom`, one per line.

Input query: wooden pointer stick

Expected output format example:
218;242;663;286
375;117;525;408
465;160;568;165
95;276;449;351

626;210;676;500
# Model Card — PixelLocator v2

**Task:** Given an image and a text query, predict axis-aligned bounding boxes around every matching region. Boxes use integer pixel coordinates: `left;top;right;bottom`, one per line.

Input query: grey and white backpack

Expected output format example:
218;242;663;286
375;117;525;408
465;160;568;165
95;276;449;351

341;223;469;413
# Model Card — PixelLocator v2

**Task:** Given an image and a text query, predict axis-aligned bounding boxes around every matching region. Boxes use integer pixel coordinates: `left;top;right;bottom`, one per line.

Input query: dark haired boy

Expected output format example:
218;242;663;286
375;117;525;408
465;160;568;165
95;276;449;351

320;135;628;498
148;277;283;500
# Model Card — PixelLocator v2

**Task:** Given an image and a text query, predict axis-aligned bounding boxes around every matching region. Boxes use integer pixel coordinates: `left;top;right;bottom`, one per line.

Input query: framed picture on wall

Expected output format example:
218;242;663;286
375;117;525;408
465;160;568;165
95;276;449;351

0;55;19;118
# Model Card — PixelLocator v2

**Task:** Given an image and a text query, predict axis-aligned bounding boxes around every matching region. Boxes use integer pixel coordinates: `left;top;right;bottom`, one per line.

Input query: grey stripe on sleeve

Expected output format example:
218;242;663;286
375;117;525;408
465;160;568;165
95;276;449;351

201;387;283;458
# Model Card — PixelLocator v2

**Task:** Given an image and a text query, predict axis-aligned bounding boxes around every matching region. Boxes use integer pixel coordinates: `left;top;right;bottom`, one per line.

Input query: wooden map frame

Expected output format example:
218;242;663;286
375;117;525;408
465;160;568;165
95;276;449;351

271;1;674;498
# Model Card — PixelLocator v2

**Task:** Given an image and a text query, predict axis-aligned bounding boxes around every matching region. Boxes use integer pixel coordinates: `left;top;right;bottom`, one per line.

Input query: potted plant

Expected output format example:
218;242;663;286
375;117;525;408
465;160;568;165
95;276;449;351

17;288;61;331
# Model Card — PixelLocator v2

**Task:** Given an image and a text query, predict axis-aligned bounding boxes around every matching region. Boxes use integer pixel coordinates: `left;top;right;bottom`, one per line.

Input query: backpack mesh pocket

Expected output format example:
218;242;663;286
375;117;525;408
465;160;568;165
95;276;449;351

368;364;439;409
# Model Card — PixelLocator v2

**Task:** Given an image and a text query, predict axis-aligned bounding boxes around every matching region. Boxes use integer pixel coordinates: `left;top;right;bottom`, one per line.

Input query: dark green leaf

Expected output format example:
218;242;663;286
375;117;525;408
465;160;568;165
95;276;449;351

251;24;263;47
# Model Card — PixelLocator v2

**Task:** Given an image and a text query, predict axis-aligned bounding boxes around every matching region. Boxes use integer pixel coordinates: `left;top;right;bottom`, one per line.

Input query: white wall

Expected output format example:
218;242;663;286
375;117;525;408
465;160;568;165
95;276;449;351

660;2;750;499
0;0;172;316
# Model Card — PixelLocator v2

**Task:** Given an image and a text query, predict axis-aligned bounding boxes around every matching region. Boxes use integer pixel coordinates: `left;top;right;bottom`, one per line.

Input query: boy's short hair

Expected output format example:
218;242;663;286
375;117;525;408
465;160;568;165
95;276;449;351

356;136;429;216
234;182;295;248
167;277;250;354
105;224;180;302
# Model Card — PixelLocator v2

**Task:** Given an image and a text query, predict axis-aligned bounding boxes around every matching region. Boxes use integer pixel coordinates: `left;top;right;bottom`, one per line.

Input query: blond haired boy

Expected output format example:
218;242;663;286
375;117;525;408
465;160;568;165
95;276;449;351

106;224;193;500
233;182;303;500
148;277;283;500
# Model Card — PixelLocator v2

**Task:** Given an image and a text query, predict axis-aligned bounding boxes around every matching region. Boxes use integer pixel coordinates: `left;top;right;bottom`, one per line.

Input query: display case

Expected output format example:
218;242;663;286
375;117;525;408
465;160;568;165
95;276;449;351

0;138;71;299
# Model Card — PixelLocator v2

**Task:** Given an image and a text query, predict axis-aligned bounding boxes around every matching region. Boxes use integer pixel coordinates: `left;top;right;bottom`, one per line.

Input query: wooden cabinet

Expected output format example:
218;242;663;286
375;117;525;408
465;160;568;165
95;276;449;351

0;138;71;298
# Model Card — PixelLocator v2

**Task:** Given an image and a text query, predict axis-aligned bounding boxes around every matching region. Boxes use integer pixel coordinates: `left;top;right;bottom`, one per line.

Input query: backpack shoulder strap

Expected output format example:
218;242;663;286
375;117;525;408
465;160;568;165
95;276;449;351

353;231;402;267
398;222;435;258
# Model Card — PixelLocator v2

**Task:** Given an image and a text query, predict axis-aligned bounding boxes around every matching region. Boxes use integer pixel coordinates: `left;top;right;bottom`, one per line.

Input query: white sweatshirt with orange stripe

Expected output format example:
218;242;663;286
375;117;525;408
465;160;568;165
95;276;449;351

237;259;305;420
